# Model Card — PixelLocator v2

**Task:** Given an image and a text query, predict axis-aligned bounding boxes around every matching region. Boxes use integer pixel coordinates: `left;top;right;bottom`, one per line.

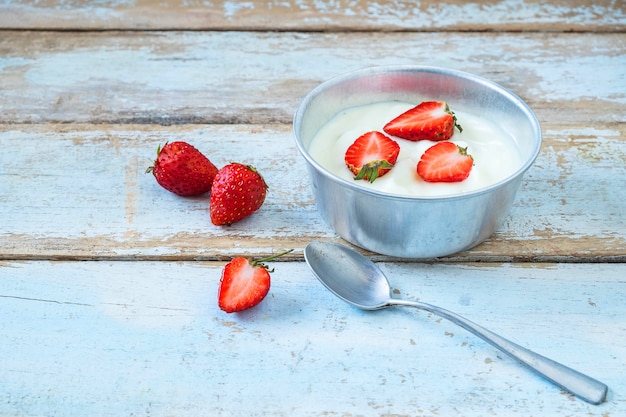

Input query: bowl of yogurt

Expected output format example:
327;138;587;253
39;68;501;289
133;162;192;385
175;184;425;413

293;66;541;258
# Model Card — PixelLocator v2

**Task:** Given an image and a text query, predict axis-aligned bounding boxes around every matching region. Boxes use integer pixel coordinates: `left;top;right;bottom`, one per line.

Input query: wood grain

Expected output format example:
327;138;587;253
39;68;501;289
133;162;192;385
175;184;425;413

2;1;626;416
1;260;623;416
0;28;624;261
1;0;624;32
0;31;623;125
2;123;625;261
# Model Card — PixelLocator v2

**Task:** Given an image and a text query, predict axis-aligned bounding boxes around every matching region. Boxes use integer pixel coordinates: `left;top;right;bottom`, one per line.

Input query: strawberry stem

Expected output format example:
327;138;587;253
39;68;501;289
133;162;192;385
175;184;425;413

251;249;294;269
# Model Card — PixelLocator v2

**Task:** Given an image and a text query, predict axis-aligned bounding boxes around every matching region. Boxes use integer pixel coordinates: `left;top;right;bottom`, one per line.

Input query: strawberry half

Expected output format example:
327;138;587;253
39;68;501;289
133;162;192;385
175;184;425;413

383;101;463;141
344;131;400;183
218;249;293;313
417;141;474;183
210;163;268;226
146;141;218;196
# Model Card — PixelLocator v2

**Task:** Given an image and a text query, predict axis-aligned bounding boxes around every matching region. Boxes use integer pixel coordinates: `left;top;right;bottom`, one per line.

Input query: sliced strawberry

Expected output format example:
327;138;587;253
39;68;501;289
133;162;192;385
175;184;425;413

417;141;474;183
146;141;218;196
218;250;293;313
344;131;400;183
384;101;463;141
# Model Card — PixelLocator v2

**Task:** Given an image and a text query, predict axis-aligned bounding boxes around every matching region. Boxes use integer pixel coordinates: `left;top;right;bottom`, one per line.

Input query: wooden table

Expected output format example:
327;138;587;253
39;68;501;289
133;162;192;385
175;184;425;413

1;1;625;415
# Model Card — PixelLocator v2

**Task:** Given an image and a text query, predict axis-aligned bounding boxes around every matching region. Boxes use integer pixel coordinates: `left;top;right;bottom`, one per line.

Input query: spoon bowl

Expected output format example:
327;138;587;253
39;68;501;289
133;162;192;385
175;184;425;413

305;240;391;310
304;241;608;405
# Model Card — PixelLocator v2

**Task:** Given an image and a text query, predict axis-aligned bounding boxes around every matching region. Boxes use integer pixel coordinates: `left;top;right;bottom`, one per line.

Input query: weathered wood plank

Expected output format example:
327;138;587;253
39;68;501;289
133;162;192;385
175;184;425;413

2;3;623;417
0;31;624;125
0;0;624;32
1;260;623;416
1;123;624;261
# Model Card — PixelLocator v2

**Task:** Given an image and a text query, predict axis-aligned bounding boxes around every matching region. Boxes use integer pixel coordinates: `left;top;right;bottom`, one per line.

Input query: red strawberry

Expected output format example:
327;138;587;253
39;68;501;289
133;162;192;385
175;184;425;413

218;249;293;313
383;101;463;141
146;141;218;196
344;131;400;183
210;163;268;225
417;141;474;182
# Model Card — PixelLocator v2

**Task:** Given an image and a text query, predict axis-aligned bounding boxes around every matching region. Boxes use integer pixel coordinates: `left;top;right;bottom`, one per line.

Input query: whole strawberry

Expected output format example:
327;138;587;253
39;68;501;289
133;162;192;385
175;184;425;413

218;249;293;313
210;163;268;225
146;141;218;196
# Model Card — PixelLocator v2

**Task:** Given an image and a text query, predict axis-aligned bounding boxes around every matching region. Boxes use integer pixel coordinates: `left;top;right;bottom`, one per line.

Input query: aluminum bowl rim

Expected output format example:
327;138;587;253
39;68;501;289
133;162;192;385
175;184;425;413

293;64;542;202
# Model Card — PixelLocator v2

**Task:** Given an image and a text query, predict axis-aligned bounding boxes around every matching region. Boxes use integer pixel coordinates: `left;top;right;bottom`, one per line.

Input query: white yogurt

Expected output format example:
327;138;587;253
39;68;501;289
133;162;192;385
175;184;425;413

308;101;523;197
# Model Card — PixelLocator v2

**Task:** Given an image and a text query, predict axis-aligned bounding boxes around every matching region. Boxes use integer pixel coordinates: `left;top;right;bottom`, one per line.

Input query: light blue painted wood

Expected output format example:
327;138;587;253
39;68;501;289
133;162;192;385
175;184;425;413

0;124;625;260
0;3;624;416
0;32;624;125
1;1;624;32
1;260;624;416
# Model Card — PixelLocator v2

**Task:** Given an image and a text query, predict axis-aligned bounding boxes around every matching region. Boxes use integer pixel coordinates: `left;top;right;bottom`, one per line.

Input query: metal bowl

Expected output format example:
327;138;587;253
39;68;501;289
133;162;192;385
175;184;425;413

293;66;541;258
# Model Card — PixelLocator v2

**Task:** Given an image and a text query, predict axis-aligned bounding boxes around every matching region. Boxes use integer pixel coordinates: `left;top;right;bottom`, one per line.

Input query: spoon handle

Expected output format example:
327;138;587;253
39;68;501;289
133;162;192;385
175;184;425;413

392;299;608;404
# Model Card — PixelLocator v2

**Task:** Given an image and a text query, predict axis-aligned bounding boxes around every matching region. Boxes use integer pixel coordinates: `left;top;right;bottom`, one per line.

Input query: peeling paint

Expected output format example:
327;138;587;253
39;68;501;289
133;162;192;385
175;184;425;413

2;0;625;31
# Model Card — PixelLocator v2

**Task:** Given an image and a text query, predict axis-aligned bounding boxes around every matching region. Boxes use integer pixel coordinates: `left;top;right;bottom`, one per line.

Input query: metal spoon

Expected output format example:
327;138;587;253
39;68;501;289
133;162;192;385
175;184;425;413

304;241;608;405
